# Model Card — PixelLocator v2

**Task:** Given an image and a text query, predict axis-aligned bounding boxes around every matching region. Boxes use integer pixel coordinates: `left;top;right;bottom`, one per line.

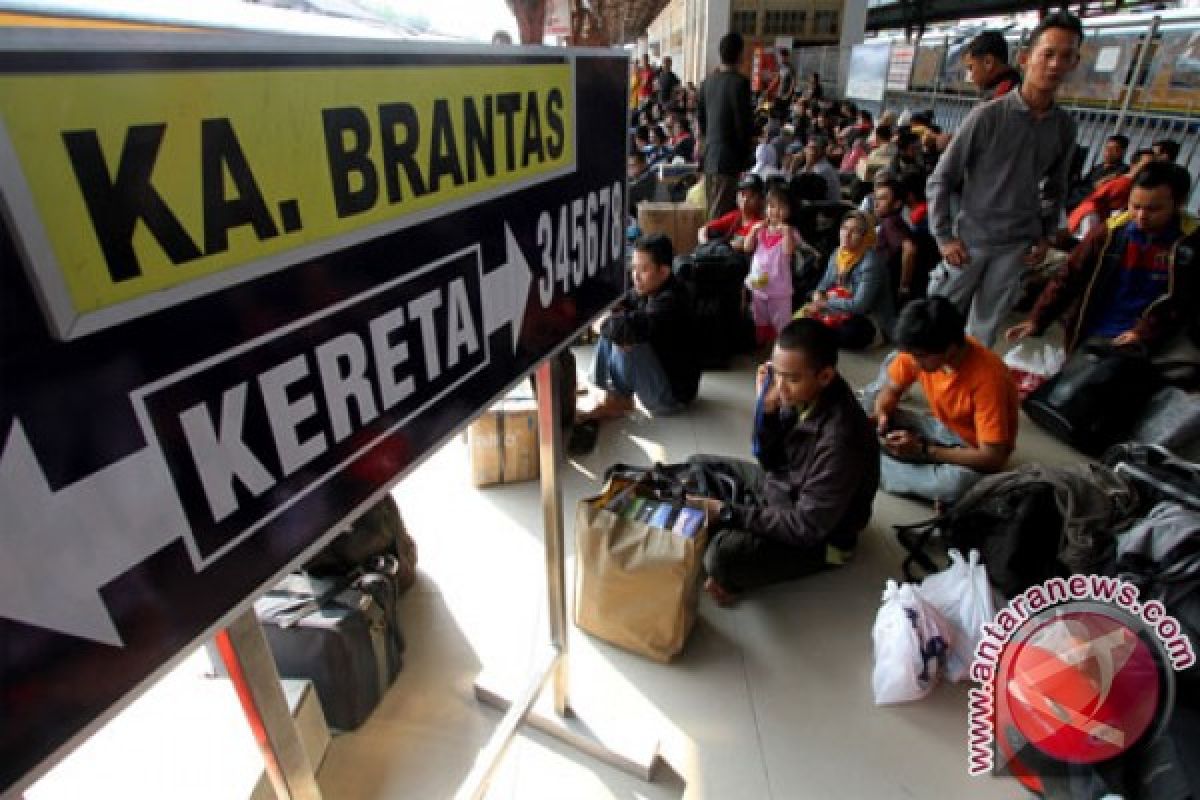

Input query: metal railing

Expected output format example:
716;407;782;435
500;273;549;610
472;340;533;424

789;26;1200;209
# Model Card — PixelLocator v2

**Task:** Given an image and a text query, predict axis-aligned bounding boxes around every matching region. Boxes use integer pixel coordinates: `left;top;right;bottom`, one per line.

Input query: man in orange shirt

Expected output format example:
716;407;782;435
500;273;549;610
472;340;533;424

863;297;1018;504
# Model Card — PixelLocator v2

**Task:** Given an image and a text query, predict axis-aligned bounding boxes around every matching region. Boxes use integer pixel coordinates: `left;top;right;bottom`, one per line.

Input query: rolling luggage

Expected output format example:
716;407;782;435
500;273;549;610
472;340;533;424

255;569;404;731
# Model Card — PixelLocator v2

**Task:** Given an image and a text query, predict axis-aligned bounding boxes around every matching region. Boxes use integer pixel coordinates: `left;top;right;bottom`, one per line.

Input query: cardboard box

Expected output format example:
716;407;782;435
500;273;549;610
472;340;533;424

637;201;705;259
467;398;539;487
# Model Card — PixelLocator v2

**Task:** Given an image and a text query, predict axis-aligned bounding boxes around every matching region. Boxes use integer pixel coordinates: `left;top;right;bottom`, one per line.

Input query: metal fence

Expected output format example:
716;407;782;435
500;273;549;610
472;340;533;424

880;91;1200;210
789;34;1200;210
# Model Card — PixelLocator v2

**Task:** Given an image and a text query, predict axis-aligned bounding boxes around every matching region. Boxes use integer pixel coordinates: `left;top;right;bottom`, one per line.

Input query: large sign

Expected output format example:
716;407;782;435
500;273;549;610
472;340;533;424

845;42;890;103
0;32;628;794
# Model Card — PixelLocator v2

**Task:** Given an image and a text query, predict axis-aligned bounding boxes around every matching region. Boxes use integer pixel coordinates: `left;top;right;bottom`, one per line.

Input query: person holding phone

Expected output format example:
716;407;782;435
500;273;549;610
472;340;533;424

862;297;1018;506
690;319;879;606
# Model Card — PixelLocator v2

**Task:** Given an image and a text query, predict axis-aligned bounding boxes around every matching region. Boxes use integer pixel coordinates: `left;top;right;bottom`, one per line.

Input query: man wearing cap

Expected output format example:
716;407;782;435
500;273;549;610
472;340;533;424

698;173;767;253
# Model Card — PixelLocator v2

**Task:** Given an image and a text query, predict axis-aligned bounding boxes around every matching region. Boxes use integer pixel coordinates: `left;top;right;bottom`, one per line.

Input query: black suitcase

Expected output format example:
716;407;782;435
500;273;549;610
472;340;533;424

675;245;751;368
255;569;404;731
1023;344;1161;456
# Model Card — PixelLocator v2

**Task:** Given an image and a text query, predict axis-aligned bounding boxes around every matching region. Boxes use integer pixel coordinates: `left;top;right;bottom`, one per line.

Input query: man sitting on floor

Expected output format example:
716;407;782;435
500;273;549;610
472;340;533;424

1008;161;1198;358
580;233;700;423
864;296;1018;506
694;319;879;605
697;172;766;254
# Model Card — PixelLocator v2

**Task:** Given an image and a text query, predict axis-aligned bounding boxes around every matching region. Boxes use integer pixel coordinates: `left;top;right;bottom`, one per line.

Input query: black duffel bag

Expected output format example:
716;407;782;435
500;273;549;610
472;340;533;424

1023;342;1161;456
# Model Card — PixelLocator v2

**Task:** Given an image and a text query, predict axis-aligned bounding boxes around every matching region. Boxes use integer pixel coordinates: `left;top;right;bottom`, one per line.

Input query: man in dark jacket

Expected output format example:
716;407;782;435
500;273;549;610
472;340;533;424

1007;162;1198;357
698;32;754;220
580;233;700;422
963;30;1023;101
694;319;880;604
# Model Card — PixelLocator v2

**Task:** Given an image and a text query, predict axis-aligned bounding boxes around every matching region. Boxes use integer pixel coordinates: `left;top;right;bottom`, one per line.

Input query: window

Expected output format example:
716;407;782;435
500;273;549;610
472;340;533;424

763;10;806;35
732;10;757;35
814;10;839;35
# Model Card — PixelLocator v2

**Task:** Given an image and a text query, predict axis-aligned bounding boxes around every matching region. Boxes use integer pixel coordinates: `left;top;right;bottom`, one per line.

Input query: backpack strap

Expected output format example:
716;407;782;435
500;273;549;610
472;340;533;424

893;517;942;581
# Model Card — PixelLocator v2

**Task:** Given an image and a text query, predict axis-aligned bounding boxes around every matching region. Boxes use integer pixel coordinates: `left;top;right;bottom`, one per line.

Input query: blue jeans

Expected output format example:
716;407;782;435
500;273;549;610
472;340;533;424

859;352;984;505
878;409;984;504
590;337;683;415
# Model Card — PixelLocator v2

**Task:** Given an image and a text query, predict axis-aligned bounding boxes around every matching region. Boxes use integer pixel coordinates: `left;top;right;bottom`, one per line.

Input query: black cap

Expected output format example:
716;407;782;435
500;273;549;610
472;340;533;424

738;173;764;193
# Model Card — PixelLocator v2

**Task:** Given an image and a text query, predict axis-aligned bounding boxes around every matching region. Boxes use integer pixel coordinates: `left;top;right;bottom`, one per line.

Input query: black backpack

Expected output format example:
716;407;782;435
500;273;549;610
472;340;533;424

305;495;418;594
604;460;761;508
894;463;1139;598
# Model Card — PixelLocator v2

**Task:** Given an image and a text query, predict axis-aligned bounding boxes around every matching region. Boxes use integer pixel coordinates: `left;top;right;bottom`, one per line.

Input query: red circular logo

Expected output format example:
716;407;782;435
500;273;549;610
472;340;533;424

998;610;1162;765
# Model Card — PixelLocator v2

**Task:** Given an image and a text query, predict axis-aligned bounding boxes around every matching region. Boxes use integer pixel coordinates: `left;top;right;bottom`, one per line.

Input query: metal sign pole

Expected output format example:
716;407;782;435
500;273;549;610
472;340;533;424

535;357;571;715
215;611;322;800
468;354;658;798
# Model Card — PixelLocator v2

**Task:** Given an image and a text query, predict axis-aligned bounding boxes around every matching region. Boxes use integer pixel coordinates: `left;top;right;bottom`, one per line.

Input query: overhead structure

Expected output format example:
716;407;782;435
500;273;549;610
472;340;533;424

593;0;673;45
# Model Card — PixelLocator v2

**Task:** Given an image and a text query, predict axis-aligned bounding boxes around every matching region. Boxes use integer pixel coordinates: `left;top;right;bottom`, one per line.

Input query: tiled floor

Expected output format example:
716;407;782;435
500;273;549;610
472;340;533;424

315;341;1078;799
28;339;1075;800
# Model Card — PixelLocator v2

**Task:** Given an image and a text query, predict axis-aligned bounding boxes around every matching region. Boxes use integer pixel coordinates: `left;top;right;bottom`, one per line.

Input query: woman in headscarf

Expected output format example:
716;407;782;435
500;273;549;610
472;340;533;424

798;210;894;349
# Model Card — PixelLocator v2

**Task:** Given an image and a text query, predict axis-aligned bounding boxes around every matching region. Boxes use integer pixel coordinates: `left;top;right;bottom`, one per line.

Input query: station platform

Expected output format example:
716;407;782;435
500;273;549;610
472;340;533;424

28;338;1087;799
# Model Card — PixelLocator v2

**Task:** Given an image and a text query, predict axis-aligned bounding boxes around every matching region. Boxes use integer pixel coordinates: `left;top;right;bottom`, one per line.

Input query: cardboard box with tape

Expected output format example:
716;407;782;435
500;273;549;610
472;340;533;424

637;201;705;258
467;397;539;487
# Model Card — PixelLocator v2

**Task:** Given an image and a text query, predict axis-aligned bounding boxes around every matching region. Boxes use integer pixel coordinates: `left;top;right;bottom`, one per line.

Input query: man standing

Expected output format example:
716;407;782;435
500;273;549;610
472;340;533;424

1008;162;1198;357
657;55;681;108
927;12;1082;347
695;319;879;605
698;32;754;219
962;31;1023;101
636;53;655;109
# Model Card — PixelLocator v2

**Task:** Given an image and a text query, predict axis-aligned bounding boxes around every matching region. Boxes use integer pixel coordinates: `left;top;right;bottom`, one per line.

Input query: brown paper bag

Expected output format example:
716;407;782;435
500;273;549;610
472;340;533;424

573;476;709;662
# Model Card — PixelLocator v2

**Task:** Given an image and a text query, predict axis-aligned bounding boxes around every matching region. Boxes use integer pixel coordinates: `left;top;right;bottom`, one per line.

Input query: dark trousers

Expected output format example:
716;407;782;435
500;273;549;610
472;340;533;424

833;315;877;350
704;529;831;594
706;172;739;221
688;455;832;593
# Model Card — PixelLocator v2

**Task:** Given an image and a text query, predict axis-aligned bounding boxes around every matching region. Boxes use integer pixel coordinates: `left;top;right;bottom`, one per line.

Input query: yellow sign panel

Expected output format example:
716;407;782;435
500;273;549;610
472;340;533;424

0;63;573;331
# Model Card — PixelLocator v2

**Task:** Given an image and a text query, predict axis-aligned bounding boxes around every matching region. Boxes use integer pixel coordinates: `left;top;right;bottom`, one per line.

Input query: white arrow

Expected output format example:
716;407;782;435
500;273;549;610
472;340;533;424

0;421;187;646
481;222;533;354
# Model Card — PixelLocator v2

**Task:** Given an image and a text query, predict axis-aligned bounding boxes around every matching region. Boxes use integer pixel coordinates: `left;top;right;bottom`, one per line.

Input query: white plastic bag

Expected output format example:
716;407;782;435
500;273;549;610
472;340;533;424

1002;340;1066;376
1003;340;1066;399
871;580;952;705
917;550;997;683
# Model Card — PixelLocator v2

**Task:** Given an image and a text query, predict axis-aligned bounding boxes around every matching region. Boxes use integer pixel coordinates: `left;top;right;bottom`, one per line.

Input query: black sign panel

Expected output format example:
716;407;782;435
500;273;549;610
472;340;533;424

0;32;627;793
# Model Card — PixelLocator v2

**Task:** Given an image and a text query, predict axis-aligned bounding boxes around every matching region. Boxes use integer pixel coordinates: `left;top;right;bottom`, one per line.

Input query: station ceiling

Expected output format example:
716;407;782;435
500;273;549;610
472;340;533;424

593;0;672;45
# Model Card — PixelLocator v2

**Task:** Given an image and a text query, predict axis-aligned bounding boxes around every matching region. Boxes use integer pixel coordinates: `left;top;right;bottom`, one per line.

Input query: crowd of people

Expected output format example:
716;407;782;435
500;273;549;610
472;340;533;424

581;12;1197;606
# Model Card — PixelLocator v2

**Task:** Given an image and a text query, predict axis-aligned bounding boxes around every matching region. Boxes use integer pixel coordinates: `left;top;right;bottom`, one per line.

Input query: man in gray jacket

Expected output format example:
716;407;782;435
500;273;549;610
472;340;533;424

926;12;1082;347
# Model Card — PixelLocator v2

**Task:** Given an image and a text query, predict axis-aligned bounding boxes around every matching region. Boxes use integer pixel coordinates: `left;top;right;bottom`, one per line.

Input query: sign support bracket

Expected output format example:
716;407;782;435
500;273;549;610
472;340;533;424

465;355;660;799
216;610;322;800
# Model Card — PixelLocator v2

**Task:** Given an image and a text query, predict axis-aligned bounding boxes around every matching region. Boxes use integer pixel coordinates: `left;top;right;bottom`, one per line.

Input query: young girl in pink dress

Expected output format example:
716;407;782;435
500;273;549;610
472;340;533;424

744;187;807;345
